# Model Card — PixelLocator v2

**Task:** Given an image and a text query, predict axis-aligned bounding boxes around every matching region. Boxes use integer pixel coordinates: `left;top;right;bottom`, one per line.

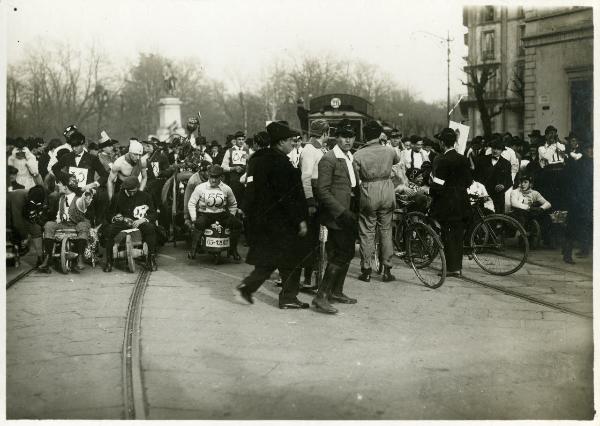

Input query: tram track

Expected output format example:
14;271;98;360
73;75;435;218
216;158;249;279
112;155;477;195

6;265;37;289
122;267;152;420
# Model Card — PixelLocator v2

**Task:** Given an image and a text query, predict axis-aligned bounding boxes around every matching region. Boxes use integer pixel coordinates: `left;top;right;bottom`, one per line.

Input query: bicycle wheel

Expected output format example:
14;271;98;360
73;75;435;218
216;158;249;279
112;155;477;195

470;214;528;275
406;222;446;288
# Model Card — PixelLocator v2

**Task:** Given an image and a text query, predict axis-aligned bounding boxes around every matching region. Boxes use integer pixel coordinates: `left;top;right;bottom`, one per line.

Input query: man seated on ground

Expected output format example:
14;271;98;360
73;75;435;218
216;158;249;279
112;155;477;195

510;174;553;248
186;165;242;260
39;173;94;272
103;176;158;272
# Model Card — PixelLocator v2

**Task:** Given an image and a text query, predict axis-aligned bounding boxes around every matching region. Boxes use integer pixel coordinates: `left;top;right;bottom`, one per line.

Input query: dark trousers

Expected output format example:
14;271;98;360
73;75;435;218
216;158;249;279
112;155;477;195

146;178;169;229
440;220;465;272
103;221;158;254
300;213;320;269
92;187;110;225
490;192;506;214
227;171;245;208
194;211;242;241
242;265;301;304
326;224;357;268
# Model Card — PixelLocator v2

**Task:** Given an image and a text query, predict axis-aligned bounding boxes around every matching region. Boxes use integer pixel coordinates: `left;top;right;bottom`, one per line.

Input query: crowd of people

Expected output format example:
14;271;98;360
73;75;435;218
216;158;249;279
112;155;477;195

6;117;593;313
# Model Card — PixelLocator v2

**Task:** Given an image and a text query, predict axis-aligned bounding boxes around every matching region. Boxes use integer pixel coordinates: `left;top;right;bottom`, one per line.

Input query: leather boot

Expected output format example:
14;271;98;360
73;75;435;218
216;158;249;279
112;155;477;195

74;239;87;271
38;238;54;272
103;245;114;272
146;253;158;271
329;264;357;304
358;267;371;282
312;264;340;314
563;239;575;264
382;265;396;282
229;235;241;261
188;229;200;259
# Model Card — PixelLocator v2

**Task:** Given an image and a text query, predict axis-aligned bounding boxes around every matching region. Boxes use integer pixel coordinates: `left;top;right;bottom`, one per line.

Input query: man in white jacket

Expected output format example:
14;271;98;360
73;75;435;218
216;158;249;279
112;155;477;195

296;119;330;292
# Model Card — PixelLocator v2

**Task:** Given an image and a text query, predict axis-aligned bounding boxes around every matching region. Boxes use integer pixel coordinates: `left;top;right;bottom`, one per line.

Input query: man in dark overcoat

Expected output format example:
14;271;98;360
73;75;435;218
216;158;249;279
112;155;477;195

474;137;513;213
430;128;473;277
312;120;360;314
236;122;309;310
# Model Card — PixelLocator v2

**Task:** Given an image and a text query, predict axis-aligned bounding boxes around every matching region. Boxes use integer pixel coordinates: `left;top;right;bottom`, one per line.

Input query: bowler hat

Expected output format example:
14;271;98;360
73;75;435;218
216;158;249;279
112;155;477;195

490;138;505;150
363;120;384;141
121;176;140;191
266;121;300;144
99;139;118;149
335;119;355;137
434;128;457;144
210;140;220;148
528;129;542;138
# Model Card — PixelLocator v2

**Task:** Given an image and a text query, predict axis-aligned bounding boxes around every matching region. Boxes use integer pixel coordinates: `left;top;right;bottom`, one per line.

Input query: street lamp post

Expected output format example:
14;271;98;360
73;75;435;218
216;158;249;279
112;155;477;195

411;30;453;124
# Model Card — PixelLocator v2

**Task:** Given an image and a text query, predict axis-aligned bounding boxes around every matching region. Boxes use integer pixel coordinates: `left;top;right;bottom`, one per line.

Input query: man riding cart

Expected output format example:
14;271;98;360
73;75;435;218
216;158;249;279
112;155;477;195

103;176;158;272
186;165;242;261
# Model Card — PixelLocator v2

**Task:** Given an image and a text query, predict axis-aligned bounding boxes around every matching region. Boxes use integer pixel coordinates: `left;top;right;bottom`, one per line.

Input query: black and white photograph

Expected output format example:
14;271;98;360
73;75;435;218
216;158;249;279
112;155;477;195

2;0;596;420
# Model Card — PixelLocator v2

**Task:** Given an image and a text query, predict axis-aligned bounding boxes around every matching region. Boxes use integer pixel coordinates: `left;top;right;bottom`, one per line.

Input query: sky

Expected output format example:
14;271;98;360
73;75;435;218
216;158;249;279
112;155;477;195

7;0;470;103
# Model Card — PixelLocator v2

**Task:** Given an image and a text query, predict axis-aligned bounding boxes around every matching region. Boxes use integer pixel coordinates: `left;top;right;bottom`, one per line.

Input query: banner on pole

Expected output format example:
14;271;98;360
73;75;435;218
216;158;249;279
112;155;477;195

449;120;470;155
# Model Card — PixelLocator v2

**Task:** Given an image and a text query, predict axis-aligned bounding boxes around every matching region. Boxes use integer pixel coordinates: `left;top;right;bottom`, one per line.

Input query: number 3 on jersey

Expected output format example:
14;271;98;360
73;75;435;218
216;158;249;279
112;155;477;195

133;205;149;219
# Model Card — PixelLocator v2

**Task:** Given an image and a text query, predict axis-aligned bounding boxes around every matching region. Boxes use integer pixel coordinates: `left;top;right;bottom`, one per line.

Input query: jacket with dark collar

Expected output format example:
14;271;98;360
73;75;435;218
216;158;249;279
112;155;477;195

316;147;359;230
52;151;108;186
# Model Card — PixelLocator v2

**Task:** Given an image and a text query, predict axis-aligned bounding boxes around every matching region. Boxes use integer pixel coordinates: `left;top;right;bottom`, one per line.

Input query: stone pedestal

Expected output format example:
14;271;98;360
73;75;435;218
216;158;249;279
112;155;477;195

157;97;185;141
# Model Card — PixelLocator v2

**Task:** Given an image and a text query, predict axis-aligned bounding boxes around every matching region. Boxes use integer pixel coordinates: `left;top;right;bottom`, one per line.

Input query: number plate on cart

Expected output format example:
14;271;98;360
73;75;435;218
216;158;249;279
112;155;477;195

205;237;230;248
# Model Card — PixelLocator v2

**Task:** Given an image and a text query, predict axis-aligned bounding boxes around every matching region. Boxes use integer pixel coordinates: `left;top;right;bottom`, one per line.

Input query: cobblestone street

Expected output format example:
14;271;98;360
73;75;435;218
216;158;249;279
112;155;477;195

6;245;594;419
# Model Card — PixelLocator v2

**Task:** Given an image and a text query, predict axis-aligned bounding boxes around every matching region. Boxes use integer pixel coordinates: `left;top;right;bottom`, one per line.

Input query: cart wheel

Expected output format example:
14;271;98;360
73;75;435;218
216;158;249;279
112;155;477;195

60;238;71;274
126;235;136;273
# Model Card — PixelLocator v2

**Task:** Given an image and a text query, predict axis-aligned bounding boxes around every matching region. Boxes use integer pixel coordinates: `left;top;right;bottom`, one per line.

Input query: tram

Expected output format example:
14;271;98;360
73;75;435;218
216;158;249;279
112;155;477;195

307;94;375;142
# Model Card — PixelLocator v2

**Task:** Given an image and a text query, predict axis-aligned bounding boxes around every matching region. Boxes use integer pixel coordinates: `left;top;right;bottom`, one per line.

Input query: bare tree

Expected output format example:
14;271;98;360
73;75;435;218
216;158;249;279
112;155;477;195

462;60;508;138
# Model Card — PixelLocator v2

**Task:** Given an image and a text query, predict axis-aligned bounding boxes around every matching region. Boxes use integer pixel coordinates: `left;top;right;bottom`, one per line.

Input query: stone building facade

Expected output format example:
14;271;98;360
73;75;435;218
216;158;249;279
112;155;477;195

462;6;593;141
522;7;593;141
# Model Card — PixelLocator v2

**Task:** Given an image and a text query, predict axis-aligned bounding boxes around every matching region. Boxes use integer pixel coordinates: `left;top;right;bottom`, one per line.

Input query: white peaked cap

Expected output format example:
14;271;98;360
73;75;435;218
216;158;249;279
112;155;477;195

128;139;144;155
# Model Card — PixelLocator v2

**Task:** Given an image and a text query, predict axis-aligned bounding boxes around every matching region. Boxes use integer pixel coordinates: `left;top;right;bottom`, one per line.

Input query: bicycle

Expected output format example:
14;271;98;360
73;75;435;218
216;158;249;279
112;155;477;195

385;202;447;288
423;195;529;276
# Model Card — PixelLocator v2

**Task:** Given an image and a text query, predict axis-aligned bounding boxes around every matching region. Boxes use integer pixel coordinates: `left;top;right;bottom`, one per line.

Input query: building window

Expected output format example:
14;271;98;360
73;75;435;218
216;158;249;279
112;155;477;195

464;33;469;46
482;30;495;60
517;25;526;56
483;6;495;22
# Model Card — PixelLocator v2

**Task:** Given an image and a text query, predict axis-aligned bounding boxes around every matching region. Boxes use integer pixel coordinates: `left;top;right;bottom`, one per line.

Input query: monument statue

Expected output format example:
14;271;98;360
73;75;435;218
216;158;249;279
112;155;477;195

163;64;177;96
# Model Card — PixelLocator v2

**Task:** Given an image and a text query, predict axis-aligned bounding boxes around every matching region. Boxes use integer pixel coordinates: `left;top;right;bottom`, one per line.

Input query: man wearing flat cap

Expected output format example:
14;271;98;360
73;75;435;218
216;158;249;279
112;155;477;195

311;119;361;314
430;128;473;277
187;164;242;261
107;138;148;201
353;119;401;283
103;176;158;272
237;121;310;310
474;137;513;214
